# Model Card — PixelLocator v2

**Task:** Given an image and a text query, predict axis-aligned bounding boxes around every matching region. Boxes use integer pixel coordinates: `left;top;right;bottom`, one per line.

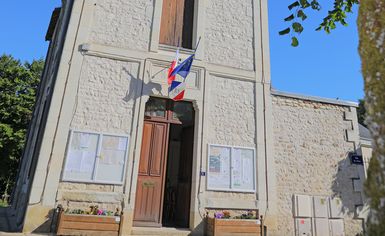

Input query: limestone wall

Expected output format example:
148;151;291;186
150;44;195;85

272;94;364;236
56;55;140;211
205;0;255;70
90;0;154;51
89;0;255;70
69;55;139;133
204;75;257;202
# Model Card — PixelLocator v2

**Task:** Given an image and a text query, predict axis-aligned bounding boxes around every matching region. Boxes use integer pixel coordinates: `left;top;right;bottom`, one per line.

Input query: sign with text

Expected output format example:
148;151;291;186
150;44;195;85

350;154;363;165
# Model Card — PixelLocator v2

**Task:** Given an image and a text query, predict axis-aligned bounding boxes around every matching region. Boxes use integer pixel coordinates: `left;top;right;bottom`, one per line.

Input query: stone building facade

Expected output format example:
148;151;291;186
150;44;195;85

4;0;369;235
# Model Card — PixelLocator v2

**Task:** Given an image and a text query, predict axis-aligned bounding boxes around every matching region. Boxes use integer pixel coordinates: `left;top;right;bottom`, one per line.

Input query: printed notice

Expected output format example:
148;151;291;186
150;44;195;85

232;147;255;191
208;145;231;190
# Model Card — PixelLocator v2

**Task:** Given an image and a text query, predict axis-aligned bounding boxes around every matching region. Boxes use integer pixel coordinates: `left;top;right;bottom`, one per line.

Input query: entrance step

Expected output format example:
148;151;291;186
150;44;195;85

0;207;18;232
131;227;191;236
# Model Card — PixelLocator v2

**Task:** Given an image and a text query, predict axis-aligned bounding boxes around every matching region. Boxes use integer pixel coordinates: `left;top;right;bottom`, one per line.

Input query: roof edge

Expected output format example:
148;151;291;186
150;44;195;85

271;89;359;108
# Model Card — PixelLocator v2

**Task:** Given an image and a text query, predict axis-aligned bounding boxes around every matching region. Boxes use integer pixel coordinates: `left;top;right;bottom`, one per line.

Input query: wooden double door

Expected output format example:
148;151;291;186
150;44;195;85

133;121;169;227
133;98;194;227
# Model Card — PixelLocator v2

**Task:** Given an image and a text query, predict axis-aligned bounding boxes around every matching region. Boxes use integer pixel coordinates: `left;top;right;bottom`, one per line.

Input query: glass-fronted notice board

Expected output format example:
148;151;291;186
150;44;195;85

207;144;256;192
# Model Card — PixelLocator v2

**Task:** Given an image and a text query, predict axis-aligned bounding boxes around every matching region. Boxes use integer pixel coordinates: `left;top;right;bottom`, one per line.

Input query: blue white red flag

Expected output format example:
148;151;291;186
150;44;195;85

168;80;186;101
167;49;179;85
170;54;194;79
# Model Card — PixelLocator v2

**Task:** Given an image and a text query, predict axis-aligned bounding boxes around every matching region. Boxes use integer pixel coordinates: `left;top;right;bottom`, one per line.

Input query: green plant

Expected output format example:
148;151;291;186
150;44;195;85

0;199;8;207
0;55;44;198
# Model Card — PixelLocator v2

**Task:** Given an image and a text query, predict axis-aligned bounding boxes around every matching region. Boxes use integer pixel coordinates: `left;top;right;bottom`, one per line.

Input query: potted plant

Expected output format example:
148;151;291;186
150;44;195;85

56;205;124;236
206;210;264;236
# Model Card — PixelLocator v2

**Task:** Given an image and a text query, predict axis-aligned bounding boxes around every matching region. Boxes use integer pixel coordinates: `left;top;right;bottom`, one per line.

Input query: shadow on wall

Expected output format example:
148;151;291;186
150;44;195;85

31;208;56;234
122;67;162;103
331;151;360;215
331;151;365;235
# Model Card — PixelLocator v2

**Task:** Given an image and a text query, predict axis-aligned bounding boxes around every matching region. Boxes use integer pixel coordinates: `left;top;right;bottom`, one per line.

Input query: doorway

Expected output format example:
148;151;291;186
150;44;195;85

133;97;194;228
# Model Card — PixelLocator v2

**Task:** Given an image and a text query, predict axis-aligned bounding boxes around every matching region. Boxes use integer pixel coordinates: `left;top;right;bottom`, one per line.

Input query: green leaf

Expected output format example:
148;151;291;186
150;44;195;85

279;27;291;35
284;14;295;21
299;0;310;8
288;1;300;10
292;22;304;33
297;10;307;20
291;37;299;47
310;0;321;10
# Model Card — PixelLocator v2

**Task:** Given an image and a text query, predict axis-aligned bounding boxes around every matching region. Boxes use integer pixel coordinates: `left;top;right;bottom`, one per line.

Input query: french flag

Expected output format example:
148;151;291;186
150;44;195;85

168;53;195;101
171;54;194;79
169;81;186;101
167;49;179;85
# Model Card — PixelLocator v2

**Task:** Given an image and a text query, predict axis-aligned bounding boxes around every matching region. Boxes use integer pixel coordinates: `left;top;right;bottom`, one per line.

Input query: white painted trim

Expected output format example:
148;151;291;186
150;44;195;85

81;43;256;82
149;0;163;52
193;0;206;60
272;89;358;107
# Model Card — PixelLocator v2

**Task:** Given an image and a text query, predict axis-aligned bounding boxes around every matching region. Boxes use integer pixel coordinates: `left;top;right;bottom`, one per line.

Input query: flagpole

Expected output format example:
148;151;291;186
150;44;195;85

194;36;201;54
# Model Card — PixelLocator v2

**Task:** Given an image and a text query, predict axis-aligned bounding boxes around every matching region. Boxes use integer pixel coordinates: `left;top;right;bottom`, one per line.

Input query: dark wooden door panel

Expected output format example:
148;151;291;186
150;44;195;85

159;0;187;47
159;0;177;46
150;124;167;176
134;121;169;226
134;176;163;222
138;123;153;175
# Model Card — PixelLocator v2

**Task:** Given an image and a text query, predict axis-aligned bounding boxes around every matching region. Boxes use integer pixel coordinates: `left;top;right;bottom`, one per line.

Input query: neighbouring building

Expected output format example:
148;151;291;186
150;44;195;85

2;0;371;235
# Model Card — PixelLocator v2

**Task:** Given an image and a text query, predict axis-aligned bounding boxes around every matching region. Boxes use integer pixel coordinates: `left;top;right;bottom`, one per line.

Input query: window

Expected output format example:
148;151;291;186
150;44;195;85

207;144;256;192
62;131;129;184
159;0;194;49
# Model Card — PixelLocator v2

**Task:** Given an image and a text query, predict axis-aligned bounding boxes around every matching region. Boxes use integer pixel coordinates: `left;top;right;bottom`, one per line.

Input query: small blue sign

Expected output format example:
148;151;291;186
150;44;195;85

351;155;363;165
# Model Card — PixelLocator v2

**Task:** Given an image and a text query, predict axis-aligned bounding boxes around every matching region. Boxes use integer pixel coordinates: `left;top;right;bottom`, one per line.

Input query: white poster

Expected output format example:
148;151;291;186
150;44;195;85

232;147;255;191
65;150;82;172
207;145;231;190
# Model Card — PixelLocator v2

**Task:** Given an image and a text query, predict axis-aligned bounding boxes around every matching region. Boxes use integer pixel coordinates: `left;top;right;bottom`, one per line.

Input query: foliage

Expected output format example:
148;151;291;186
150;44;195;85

64;205;120;216
0;199;8;207
280;0;359;46
0;54;43;200
357;99;367;127
358;0;385;234
213;210;258;220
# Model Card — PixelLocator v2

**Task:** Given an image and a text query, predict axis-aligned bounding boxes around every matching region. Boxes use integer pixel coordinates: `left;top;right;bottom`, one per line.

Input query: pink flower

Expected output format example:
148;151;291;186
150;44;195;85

97;209;103;215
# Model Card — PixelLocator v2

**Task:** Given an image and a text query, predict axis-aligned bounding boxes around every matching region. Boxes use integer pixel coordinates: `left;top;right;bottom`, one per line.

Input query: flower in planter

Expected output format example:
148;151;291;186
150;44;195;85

214;212;224;219
97;209;103;215
214;211;231;219
223;211;231;219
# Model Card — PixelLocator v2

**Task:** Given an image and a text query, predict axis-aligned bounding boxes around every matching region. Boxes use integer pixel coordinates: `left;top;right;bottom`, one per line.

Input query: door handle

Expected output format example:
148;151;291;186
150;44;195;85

142;181;155;187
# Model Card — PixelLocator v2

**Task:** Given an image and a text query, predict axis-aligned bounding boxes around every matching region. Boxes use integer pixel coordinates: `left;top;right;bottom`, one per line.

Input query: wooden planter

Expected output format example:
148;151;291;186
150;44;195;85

56;210;124;236
206;217;264;236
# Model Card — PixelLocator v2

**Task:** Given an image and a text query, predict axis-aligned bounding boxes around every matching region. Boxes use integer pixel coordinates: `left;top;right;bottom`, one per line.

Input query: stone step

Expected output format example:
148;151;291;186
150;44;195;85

131;227;191;236
0;216;9;232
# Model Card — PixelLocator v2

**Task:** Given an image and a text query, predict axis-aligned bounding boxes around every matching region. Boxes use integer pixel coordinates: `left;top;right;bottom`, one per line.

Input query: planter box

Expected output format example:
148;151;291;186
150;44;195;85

56;211;123;236
206;217;263;236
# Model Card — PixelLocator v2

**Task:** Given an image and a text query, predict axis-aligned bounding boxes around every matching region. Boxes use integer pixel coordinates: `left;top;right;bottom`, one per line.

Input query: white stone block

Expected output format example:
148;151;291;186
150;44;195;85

329;219;345;236
294;194;312;217
344;111;355;121
314;218;330;236
353;179;363;192
295;218;313;236
313;196;329;218
329;197;344;218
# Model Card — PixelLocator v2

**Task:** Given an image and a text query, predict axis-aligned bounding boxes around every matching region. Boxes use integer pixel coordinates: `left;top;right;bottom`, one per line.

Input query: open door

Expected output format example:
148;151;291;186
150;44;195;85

133;97;194;228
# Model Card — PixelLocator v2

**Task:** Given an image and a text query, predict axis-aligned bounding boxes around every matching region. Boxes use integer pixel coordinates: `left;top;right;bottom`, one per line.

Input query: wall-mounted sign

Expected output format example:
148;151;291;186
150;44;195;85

350;154;363;165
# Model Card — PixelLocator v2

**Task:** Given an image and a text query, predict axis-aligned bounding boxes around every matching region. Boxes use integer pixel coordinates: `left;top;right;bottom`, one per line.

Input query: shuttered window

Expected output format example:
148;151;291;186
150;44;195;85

159;0;194;49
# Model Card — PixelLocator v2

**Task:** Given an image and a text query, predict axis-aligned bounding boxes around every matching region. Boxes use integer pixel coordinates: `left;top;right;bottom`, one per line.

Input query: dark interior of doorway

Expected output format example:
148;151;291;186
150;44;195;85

162;108;194;228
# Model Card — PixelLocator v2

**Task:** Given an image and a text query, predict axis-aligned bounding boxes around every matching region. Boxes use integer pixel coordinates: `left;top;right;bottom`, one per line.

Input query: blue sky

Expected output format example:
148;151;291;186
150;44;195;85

0;1;363;102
